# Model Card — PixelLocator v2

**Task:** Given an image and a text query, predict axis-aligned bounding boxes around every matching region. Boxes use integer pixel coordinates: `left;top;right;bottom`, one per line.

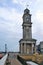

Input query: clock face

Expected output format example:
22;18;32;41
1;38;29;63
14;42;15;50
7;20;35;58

26;18;29;21
23;14;31;22
25;15;29;21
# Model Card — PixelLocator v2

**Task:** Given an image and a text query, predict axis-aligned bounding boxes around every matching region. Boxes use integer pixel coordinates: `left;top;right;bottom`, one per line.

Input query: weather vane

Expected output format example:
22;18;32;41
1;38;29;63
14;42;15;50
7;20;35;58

26;4;29;9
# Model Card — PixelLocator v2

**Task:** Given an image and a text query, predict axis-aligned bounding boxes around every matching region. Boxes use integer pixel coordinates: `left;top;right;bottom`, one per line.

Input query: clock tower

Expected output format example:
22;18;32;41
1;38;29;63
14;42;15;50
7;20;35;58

19;8;36;54
23;8;32;39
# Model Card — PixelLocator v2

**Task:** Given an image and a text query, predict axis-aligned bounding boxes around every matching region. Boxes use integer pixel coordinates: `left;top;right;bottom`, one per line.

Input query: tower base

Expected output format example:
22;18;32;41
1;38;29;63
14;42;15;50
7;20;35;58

19;39;36;54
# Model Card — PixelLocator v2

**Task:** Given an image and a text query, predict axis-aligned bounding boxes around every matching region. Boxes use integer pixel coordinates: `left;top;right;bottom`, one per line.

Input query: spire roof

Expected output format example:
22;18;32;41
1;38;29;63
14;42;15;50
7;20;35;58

24;8;30;14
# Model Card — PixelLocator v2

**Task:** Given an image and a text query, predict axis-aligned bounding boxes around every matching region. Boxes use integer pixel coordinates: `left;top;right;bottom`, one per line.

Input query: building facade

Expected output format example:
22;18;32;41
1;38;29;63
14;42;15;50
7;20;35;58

19;8;36;54
40;41;43;53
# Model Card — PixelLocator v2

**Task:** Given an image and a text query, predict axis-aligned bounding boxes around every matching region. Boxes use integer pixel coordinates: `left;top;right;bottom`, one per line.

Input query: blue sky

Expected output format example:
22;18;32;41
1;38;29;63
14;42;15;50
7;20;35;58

0;0;43;52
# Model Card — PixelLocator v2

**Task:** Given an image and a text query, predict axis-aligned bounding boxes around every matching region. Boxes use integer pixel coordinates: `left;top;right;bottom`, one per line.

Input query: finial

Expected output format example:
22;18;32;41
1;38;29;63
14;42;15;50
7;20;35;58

26;4;29;9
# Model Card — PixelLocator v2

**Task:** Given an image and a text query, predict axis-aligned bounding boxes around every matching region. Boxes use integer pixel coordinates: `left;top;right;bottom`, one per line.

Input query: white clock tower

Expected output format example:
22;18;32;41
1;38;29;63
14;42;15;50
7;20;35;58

19;8;36;54
23;8;32;39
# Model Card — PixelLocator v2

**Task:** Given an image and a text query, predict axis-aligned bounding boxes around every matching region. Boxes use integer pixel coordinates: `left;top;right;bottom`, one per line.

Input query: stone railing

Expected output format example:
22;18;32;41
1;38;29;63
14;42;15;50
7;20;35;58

0;54;8;65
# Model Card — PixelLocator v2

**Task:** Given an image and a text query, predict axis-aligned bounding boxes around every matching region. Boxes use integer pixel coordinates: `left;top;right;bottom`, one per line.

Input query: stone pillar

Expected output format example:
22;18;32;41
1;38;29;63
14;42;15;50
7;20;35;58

32;44;33;54
24;43;26;54
35;44;36;53
19;44;21;53
21;43;23;54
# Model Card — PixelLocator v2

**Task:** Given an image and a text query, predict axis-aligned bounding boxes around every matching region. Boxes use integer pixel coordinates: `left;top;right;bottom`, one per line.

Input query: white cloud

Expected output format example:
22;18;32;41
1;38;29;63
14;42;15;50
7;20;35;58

0;7;22;21
35;10;43;23
36;0;43;3
12;0;32;8
32;10;43;41
0;7;22;33
0;0;43;51
36;0;41;3
12;0;18;4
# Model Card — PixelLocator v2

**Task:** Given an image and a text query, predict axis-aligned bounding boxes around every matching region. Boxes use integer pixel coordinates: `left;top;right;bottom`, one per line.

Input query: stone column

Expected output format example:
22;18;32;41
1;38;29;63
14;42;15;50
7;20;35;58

19;44;21;53
35;44;36;53
24;43;26;54
32;44;33;54
21;43;23;54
